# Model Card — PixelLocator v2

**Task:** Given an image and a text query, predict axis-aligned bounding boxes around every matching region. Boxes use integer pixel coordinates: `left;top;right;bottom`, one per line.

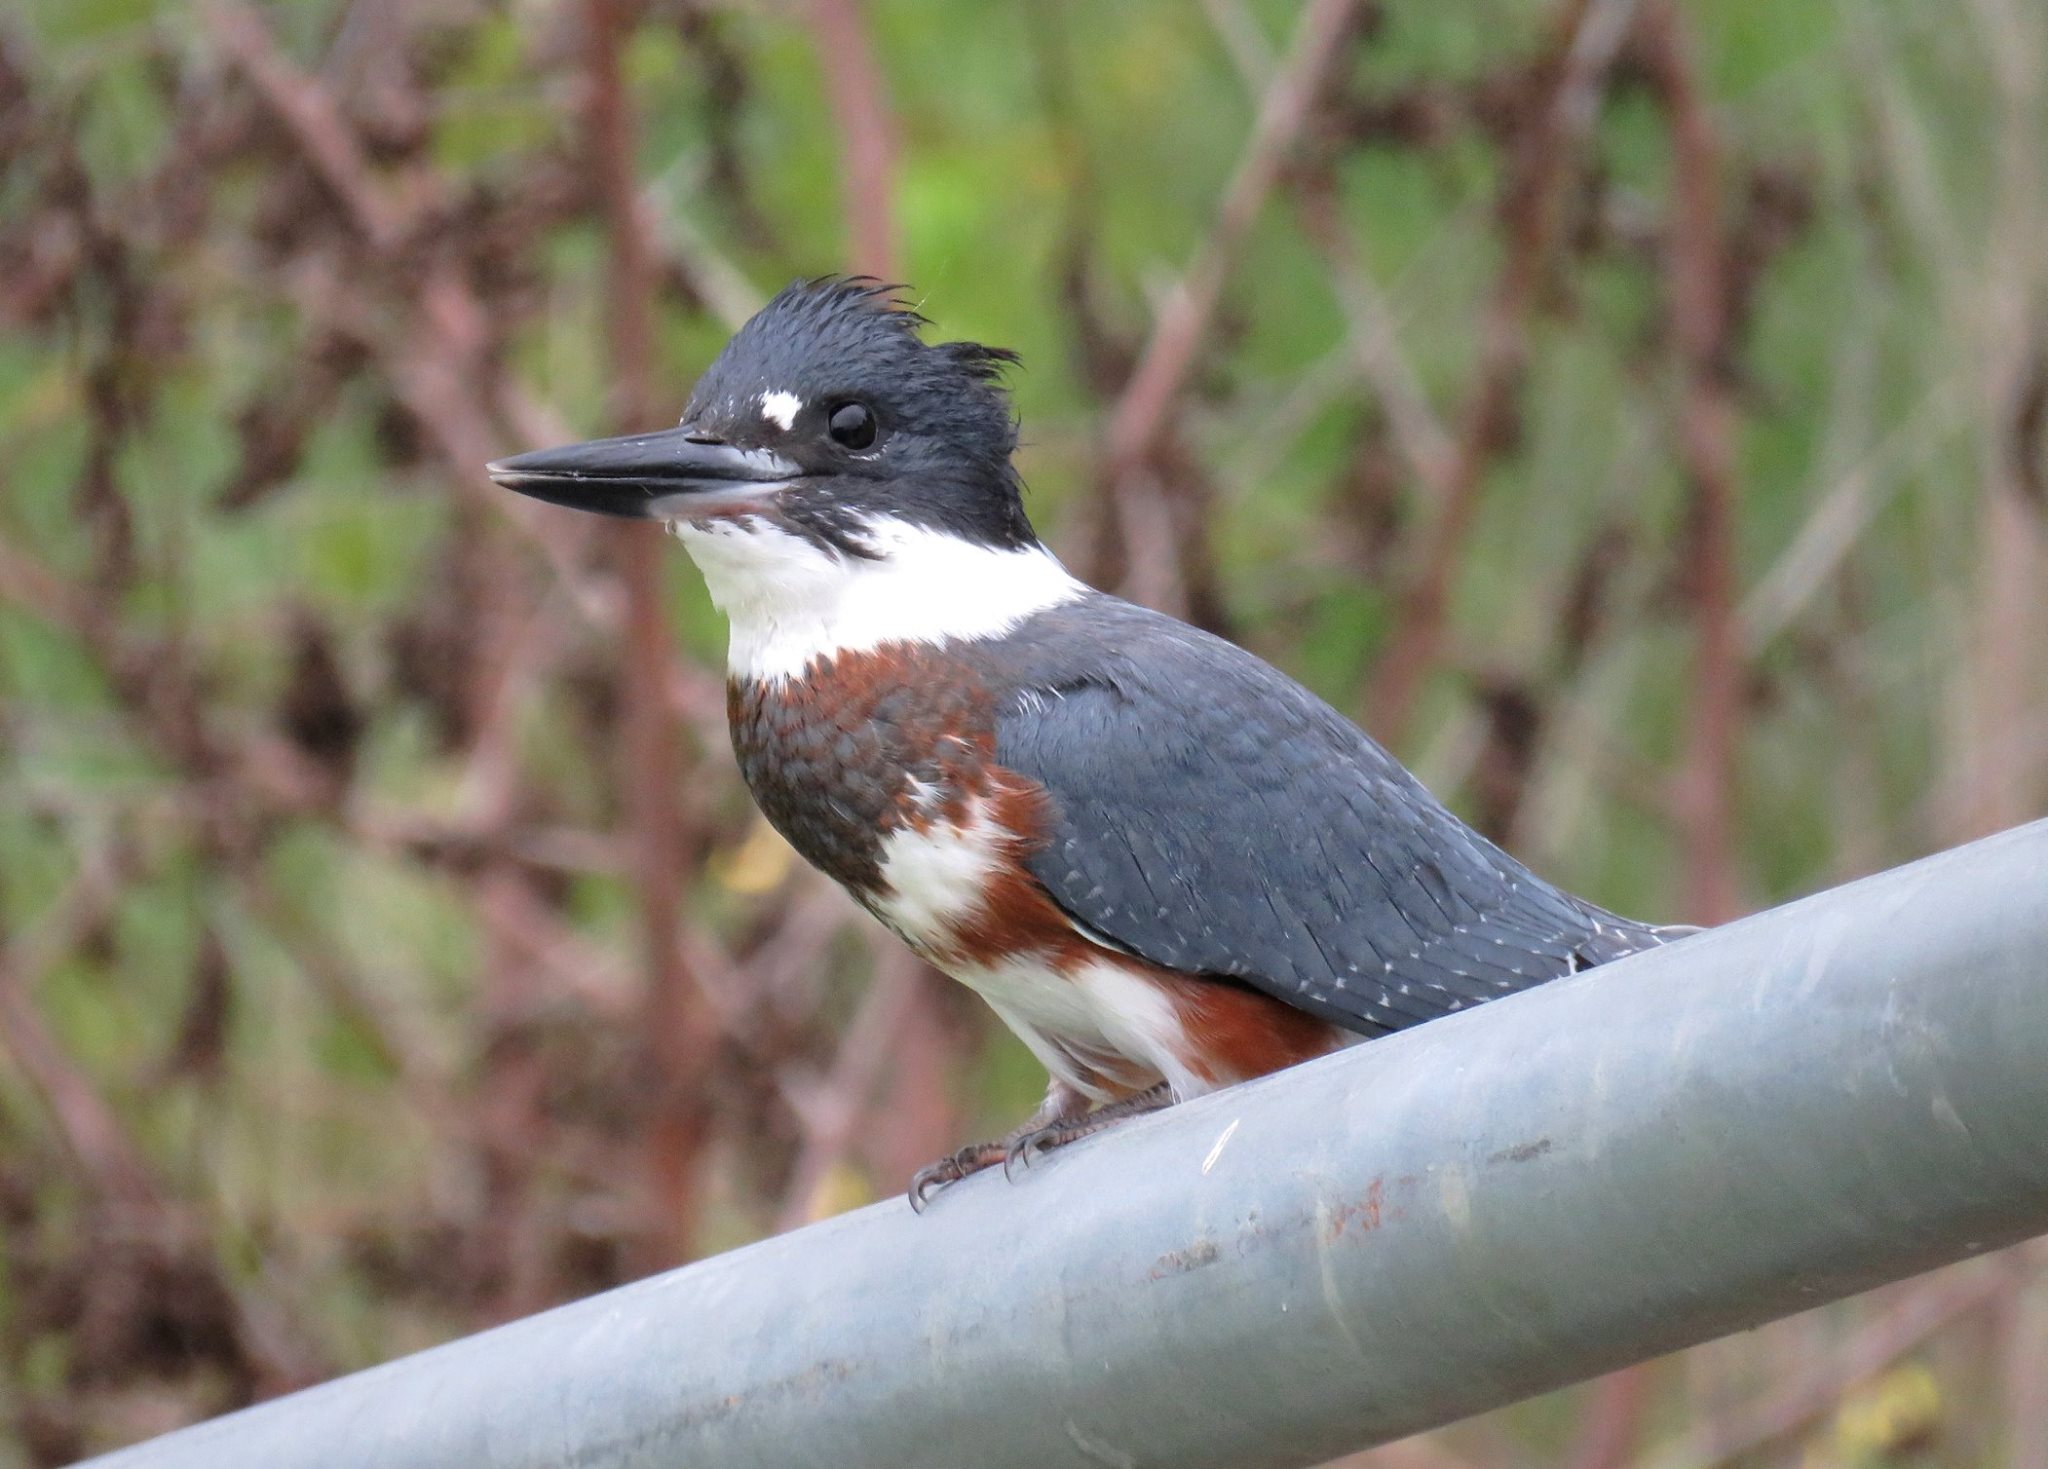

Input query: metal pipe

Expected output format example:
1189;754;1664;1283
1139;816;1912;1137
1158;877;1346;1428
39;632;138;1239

80;820;2048;1469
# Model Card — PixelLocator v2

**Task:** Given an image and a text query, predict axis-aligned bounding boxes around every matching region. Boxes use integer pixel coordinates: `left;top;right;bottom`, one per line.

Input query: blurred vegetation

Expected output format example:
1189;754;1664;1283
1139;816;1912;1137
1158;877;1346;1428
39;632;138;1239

0;0;2044;1463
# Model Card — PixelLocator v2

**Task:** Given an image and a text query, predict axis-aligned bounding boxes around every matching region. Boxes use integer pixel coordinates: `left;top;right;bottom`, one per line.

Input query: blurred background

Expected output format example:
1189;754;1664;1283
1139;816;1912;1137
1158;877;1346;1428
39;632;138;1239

1;0;2045;1462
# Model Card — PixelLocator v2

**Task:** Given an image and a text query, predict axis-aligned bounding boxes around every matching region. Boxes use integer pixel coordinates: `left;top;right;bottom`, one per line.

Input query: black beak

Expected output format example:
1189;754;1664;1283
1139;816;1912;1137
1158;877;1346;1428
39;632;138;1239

486;426;800;520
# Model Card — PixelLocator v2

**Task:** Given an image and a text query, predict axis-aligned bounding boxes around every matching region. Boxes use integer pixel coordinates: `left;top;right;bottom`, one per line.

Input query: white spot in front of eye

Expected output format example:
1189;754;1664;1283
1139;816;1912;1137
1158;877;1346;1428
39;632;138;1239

760;390;802;431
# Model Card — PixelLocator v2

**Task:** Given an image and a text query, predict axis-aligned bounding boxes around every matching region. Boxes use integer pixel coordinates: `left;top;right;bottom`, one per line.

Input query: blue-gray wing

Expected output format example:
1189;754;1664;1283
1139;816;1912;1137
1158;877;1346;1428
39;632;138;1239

989;597;1669;1036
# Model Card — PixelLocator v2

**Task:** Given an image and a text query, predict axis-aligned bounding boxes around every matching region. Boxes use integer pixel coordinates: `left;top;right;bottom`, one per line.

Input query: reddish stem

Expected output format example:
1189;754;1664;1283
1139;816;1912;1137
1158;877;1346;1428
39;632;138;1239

1369;0;1637;746
1103;0;1367;486
808;0;901;277
586;0;711;1264
1640;0;1744;923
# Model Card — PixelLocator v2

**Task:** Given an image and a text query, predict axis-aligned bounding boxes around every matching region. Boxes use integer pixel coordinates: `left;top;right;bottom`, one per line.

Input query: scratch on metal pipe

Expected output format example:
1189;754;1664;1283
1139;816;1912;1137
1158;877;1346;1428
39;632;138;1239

1438;1165;1473;1234
1312;1199;1371;1362
1064;1418;1136;1469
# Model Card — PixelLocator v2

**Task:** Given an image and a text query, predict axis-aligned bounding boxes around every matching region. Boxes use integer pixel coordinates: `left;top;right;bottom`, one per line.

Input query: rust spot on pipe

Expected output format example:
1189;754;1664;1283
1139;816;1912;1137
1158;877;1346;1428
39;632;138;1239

1321;1177;1385;1241
1148;1238;1222;1279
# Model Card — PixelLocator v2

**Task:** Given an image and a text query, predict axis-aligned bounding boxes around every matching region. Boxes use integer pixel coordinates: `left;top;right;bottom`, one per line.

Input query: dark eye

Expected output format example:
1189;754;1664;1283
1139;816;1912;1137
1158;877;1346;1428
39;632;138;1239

827;401;877;450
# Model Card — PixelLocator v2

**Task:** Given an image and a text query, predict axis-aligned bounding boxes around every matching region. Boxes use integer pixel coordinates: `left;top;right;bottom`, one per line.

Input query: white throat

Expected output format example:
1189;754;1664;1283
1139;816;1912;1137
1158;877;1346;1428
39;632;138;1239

670;514;1085;682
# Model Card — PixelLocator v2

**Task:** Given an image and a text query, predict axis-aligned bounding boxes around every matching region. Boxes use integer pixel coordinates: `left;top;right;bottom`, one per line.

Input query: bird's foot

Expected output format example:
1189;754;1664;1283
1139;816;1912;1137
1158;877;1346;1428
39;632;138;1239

1001;1082;1173;1177
908;1082;1174;1211
908;1141;1009;1212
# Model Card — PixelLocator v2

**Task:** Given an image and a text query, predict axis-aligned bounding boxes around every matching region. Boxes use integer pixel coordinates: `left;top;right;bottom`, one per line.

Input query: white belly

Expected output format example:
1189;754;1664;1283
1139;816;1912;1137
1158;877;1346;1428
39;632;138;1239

956;951;1210;1105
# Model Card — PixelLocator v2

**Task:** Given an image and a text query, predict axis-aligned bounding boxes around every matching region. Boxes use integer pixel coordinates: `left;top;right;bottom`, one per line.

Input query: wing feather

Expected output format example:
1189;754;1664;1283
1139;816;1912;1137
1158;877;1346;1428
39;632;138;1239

990;597;1674;1036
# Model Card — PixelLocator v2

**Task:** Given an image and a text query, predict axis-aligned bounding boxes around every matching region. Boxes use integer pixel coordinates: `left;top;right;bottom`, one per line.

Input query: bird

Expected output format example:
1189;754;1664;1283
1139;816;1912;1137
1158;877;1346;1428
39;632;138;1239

488;277;1691;1208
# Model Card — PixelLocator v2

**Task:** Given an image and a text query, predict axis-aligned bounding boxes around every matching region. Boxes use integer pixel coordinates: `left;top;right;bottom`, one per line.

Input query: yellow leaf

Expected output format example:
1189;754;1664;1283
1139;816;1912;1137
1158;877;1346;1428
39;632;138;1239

714;818;796;897
1833;1362;1941;1459
801;1160;875;1224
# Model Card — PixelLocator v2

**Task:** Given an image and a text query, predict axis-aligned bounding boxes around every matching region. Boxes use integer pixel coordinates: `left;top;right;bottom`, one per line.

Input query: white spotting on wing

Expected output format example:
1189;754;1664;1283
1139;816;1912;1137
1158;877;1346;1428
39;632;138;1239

759;389;802;431
672;514;1086;682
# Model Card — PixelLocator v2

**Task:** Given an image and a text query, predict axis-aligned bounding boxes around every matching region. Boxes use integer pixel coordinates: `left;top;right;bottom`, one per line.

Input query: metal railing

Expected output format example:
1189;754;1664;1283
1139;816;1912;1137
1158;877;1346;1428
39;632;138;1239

81;819;2048;1469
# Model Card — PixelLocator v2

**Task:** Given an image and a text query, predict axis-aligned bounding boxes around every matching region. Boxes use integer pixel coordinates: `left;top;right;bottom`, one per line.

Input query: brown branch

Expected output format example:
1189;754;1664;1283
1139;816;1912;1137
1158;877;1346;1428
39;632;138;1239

1367;0;1638;746
772;944;919;1231
1564;1363;1656;1469
231;870;439;1095
1948;0;2048;840
352;808;628;879
1637;0;1744;922
1102;0;1367;486
585;0;713;1267
0;876;158;1212
201;1;408;250
2003;1249;2048;1469
0;533;472;1137
0;530;97;634
207;0;621;640
807;0;900;277
1645;1259;2016;1469
0;870;329;1391
1320;1428;1494;1469
1294;185;1456;494
1075;0;1366;622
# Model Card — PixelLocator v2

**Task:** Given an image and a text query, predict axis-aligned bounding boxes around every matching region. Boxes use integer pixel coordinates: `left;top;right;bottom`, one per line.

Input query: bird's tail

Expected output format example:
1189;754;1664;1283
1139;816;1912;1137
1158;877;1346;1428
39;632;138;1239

1566;905;1700;972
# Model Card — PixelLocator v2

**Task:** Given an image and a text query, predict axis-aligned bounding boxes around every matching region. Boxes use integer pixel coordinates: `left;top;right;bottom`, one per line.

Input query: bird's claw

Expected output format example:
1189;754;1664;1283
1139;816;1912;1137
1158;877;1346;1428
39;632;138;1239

909;1124;1066;1208
907;1141;1004;1212
906;1162;952;1214
911;1088;1171;1211
1001;1126;1056;1181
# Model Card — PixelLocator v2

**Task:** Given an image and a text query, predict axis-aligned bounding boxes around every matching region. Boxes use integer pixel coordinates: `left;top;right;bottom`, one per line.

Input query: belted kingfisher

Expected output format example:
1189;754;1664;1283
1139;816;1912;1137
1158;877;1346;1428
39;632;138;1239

489;278;1689;1207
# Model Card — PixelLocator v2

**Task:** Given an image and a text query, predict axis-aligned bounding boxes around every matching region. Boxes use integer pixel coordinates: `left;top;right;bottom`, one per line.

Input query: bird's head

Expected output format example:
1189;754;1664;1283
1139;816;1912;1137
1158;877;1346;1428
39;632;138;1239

490;279;1083;683
488;278;1034;555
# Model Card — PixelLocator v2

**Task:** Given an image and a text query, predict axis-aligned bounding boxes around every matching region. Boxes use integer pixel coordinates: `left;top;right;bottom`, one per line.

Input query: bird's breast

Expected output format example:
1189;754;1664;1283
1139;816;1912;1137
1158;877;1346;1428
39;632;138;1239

727;643;1124;972
726;643;1039;934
